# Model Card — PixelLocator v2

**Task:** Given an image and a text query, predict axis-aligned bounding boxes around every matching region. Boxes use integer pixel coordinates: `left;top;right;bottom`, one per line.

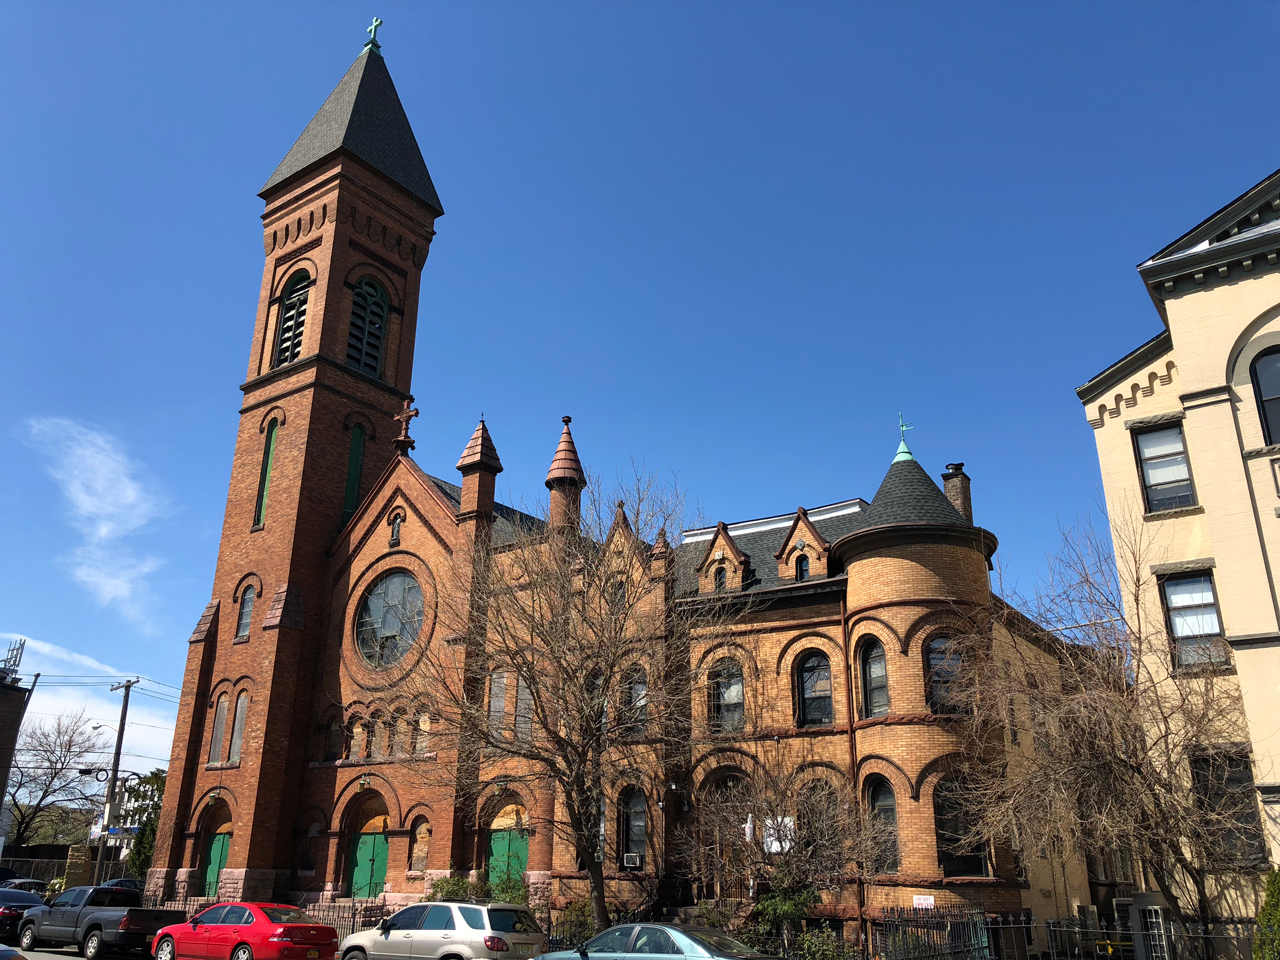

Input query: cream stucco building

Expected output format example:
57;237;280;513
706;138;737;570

1078;166;1280;896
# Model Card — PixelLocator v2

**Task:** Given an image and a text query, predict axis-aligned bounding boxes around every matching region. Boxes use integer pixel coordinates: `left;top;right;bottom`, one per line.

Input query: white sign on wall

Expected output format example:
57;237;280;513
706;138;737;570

913;895;936;909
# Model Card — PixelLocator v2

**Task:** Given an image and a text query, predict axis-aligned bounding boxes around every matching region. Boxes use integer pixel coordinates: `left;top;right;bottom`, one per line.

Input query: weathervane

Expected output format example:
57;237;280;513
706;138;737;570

365;16;384;51
898;412;914;443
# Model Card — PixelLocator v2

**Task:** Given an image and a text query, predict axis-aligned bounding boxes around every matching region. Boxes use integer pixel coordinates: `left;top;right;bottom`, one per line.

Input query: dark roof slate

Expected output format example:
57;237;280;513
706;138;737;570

857;457;967;529
261;49;443;215
422;473;544;547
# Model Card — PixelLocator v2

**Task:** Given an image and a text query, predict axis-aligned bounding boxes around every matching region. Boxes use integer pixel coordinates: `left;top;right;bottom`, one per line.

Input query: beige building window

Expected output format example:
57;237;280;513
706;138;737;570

1251;350;1280;444
1134;426;1196;512
1161;574;1225;668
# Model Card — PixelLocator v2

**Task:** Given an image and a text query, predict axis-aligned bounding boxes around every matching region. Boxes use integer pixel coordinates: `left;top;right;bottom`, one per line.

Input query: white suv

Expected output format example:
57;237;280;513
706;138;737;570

341;902;548;960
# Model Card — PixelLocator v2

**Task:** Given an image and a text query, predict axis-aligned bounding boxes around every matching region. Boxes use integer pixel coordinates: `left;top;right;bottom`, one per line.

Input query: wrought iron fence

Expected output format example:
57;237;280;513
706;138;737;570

141;894;392;942
0;858;130;882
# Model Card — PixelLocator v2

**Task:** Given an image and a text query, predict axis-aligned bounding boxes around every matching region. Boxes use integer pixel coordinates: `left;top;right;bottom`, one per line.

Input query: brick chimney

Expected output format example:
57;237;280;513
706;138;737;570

942;463;972;524
546;417;586;531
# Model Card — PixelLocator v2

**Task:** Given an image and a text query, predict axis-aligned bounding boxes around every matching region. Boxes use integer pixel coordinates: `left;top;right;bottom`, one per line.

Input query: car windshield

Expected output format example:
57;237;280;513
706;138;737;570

261;907;316;924
0;892;41;905
487;909;541;934
685;932;770;957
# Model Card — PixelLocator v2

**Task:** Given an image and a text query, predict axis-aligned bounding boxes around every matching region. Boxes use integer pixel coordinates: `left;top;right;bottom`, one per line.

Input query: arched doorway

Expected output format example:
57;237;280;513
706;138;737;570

486;803;529;889
200;801;233;898
698;774;750;901
347;792;390;898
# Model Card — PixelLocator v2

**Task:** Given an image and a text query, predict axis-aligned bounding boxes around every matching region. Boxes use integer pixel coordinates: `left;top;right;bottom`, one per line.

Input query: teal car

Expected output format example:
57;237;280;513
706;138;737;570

540;924;772;960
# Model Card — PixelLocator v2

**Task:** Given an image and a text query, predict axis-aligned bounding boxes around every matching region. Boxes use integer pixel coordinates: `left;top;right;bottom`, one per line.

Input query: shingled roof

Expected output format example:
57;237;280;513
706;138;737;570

856;452;967;529
260;48;443;215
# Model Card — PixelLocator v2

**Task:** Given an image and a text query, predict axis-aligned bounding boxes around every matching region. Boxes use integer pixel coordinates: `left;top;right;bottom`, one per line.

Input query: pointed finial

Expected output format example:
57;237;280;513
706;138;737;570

893;413;915;463
546;416;586;489
563;416;572;425
365;16;384;52
898;412;914;442
393;397;419;454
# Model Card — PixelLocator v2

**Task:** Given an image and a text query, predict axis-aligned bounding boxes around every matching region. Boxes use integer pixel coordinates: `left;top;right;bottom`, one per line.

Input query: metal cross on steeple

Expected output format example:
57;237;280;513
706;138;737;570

898;412;914;442
365;16;384;51
393;397;419;454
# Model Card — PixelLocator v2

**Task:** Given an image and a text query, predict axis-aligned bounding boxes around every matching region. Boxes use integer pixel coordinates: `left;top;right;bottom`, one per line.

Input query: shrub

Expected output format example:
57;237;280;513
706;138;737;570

490;874;530;905
1255;870;1280;960
429;872;475;902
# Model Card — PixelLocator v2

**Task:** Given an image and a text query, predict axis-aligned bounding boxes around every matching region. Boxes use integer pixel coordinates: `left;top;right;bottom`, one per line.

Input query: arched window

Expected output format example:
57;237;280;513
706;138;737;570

934;779;988;877
514;677;533;742
208;694;229;763
618;788;646;868
409;818;431;872
796;652;833;727
346;277;389;377
860;639;889;718
369;714;389;759
487;671;507;736
865;776;899;874
342;424;366;525
235;586;256;639
1253;349;1280;445
227;691;249;763
620;665;648;738
709;658;745;734
795;555;809;582
413;713;431;755
348;717;367;759
253;418;279;527
924;636;963;714
714;567;727;592
797;780;838;853
274;271;310;366
324;717;343;761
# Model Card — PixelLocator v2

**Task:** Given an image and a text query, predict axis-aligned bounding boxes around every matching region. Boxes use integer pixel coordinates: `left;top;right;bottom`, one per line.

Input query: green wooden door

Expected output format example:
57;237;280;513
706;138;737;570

349;832;389;898
487;829;529;888
204;833;230;897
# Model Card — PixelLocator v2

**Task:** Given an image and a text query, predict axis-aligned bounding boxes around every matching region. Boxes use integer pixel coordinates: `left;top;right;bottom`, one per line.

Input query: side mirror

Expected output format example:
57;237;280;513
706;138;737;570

191;920;200;929
379;919;393;933
577;947;588;959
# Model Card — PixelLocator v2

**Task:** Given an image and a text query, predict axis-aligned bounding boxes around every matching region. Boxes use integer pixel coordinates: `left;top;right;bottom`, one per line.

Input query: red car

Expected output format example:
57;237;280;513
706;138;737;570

152;903;338;960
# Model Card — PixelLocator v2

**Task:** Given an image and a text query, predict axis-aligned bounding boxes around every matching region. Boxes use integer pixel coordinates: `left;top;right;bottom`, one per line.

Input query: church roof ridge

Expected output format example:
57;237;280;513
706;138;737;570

260;47;443;215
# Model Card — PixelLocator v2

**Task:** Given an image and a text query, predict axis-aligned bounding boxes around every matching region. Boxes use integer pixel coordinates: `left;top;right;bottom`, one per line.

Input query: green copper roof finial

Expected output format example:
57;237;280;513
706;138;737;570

365;16;384;52
893;412;915;462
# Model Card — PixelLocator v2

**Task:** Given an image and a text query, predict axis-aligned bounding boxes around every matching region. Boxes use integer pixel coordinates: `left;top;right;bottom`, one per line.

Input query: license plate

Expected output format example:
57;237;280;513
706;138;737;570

518;946;534;956
307;951;320;958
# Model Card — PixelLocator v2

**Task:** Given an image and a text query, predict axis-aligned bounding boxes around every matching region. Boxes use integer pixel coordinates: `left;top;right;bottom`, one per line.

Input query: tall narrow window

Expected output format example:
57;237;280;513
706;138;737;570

1134;426;1196;512
342;424;366;525
1252;349;1280;444
208;695;229;763
925;636;963;714
934;780;988;877
795;555;809;582
346;278;389;377
227;691;249;763
796;652;833;727
866;777;899;873
253;418;278;527
235;586;255;639
488;671;507;737
274;271;310;366
620;665;648;738
325;718;343;761
514;677;533;741
861;639;889;718
1191;752;1267;865
1162;574;1226;668
714;567;727;592
709;658;745;734
619;788;646;868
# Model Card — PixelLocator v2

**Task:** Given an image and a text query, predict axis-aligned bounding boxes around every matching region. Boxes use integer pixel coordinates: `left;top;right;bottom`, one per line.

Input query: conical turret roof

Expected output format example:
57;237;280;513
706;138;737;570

545;417;586;489
261;48;443;215
456;420;503;474
859;450;968;529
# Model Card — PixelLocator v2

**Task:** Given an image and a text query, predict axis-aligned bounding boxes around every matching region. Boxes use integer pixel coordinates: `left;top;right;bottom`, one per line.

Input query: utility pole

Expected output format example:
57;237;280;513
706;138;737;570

93;679;137;884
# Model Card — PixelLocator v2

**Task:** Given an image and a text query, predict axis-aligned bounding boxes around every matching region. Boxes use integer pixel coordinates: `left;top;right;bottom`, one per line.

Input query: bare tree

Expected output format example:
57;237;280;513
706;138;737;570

951;506;1263;926
6;709;108;849
400;469;745;929
678;763;896;950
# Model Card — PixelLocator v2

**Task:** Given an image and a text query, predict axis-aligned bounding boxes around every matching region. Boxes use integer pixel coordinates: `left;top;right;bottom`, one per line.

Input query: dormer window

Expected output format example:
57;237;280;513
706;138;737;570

714;567;727;592
795;555;809;582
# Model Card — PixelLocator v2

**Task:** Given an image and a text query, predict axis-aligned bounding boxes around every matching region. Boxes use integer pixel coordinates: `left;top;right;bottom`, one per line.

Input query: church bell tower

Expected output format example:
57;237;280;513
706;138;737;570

150;26;443;901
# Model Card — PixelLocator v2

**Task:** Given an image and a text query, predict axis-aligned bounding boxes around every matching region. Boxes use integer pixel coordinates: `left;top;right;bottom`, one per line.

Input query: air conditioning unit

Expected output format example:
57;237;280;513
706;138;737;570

623;853;641;868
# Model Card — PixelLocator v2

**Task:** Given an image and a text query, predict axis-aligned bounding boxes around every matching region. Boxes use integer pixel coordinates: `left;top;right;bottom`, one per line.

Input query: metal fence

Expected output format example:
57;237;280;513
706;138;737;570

141;895;393;942
0;858;131;882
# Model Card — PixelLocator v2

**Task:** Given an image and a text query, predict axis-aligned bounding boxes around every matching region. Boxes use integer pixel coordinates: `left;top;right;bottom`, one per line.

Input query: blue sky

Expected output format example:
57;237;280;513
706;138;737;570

1;3;1276;764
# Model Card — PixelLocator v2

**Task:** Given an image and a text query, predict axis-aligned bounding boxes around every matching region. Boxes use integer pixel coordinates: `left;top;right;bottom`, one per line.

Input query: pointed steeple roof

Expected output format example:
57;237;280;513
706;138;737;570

455;420;503;474
260;48;443;215
545;417;586;489
859;449;967;529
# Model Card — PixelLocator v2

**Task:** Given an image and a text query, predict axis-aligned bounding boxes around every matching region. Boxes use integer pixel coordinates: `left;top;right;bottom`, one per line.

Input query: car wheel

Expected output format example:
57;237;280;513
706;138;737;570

19;926;37;952
232;944;253;960
346;949;368;960
84;929;104;959
155;936;176;960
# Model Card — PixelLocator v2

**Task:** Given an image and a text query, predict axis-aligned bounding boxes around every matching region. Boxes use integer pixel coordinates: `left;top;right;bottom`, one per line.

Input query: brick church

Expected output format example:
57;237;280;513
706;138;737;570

150;33;1091;924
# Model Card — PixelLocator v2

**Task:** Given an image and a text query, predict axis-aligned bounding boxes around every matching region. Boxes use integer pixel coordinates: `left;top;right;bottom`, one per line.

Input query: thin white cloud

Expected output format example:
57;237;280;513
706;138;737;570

27;418;167;628
2;634;123;675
